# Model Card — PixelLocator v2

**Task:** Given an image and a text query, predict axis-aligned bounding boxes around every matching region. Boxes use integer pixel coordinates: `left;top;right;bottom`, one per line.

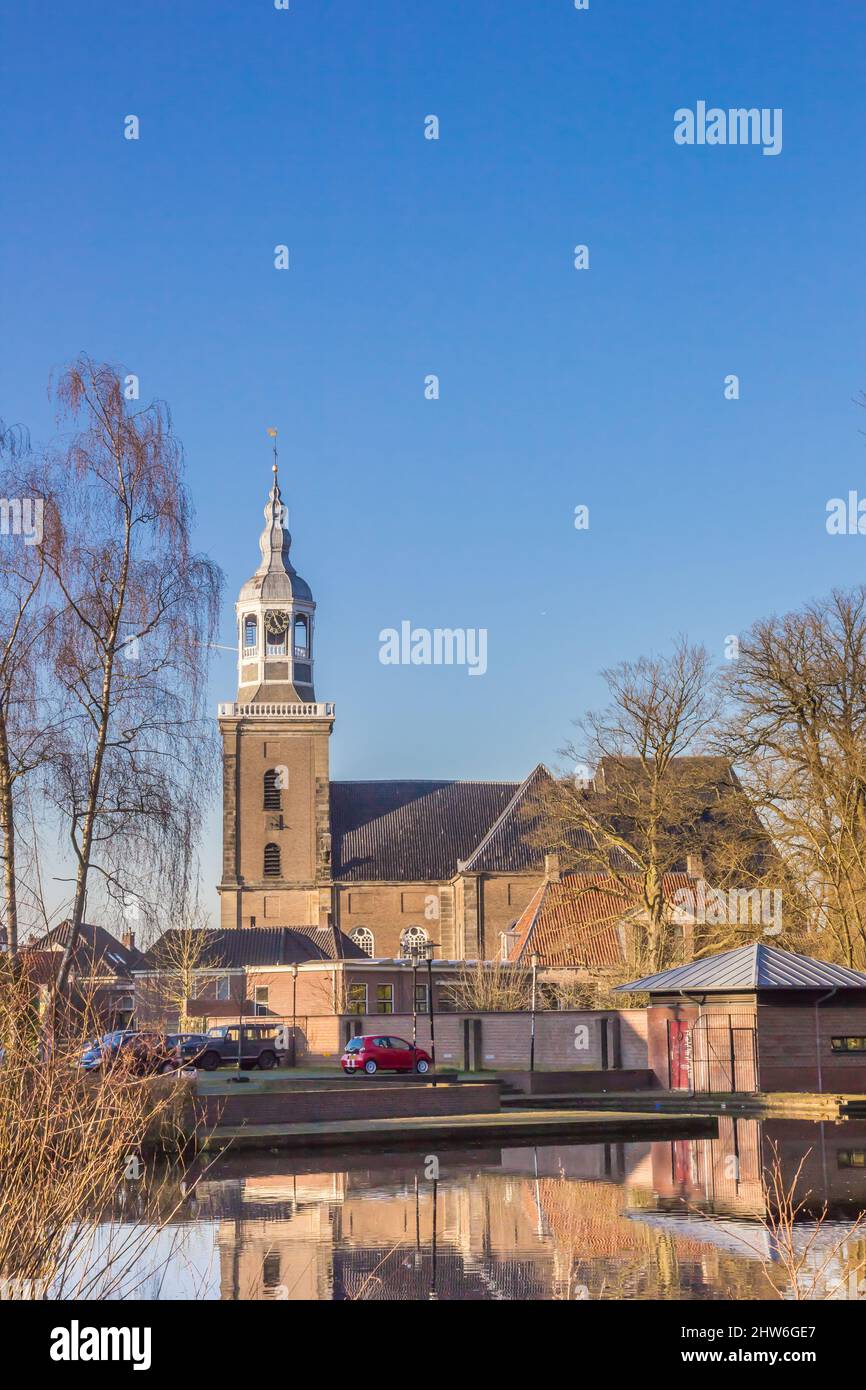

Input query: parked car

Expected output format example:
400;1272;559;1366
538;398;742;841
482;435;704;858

193;1024;283;1071
79;1030;181;1076
166;1033;213;1067
341;1035;433;1076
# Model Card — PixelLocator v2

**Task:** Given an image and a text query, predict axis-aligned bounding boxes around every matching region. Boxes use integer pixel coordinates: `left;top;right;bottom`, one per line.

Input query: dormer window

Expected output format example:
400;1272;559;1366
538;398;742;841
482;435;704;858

243;615;258;656
294;615;309;659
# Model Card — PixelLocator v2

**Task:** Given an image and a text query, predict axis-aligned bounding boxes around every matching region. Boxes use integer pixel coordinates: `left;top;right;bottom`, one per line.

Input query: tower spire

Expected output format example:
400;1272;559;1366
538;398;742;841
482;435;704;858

234;432;316;704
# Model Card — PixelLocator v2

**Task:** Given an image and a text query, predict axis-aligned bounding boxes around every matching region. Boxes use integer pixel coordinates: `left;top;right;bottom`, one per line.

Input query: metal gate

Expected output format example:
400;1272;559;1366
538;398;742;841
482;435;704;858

690;1015;758;1094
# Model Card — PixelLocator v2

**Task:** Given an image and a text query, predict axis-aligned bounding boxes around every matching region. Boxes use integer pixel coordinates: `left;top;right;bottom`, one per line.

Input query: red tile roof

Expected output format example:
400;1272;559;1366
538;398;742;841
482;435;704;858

506;872;696;968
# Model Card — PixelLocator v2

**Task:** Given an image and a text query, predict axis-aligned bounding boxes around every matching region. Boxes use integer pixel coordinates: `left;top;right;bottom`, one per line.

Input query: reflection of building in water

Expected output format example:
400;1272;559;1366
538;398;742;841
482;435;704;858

632;1118;866;1219
196;1173;344;1300
188;1123;866;1301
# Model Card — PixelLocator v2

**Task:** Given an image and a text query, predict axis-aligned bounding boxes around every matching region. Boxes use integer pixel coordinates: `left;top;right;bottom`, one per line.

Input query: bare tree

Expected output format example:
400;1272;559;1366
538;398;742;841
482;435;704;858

441;960;532;1012
0;428;63;961
143;906;212;1030
720;587;866;968
42;358;222;998
535;640;722;973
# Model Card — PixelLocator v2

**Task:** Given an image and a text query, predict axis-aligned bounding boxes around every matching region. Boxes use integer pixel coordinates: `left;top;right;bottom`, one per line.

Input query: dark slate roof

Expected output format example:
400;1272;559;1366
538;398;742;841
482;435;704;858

330;780;522;882
460;764;642;876
27;921;149;977
460;766;551;873
615;943;866;994
141;926;368;971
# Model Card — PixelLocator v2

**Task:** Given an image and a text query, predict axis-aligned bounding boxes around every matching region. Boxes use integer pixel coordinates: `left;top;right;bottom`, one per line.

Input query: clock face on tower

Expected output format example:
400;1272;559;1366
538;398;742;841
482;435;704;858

264;609;290;655
265;610;290;637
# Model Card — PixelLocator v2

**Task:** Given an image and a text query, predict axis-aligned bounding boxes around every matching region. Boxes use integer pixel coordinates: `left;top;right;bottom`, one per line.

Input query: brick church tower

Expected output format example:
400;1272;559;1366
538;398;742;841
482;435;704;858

217;463;334;930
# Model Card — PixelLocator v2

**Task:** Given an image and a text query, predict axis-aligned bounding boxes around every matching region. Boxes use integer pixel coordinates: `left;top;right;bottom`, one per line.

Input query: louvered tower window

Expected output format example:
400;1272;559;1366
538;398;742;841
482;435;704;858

264;769;282;810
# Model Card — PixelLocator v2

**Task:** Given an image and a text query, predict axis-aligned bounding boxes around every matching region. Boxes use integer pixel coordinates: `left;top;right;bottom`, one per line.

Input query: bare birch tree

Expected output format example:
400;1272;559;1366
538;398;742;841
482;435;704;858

42;358;222;998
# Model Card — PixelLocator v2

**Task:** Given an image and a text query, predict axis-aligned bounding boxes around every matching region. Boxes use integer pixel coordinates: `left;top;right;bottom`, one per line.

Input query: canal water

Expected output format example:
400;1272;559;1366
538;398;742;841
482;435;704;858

93;1117;866;1300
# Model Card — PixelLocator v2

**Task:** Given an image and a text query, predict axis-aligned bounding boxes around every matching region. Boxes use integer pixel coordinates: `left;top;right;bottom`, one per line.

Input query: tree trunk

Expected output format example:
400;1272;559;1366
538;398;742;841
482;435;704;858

0;704;19;964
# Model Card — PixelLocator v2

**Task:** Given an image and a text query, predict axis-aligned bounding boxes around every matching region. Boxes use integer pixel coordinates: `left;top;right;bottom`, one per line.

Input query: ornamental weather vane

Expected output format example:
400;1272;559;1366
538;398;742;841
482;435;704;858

267;426;278;473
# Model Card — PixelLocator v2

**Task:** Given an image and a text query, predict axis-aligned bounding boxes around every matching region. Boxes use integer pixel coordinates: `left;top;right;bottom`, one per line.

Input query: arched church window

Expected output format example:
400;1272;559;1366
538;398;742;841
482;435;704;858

349;927;375;959
400;925;429;959
294;615;309;657
263;843;281;877
263;769;282;811
265;610;289;656
243;615;258;655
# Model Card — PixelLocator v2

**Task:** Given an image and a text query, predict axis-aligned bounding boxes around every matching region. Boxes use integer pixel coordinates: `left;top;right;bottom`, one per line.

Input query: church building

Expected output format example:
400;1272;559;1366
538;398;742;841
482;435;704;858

217;466;547;962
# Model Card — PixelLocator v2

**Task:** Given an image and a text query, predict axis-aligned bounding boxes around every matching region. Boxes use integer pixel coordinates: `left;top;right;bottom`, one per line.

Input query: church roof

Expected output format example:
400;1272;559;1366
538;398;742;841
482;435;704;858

457;764;641;876
330;779;524;882
615;943;866;994
459;765;551;873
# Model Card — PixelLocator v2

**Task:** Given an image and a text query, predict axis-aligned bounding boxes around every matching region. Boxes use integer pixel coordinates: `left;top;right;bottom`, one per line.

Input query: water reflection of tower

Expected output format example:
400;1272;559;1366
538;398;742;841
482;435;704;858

213;1172;341;1300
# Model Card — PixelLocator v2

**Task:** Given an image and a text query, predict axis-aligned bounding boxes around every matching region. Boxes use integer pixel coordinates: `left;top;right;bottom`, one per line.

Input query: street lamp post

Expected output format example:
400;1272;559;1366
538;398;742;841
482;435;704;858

290;964;298;1068
412;953;418;1051
423;942;437;1086
529;951;540;1073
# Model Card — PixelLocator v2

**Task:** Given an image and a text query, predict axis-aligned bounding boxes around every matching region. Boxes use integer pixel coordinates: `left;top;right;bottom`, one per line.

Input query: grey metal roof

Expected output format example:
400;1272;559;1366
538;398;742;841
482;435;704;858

615;943;866;994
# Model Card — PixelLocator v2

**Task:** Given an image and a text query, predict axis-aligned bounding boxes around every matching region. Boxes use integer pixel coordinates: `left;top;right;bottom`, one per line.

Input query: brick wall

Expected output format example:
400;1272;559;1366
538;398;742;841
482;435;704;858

196;1080;500;1127
348;1009;649;1071
758;993;866;1093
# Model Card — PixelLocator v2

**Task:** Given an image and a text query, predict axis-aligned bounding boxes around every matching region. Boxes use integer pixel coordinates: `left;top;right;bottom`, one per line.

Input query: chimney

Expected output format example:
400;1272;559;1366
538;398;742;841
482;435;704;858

121;930;135;951
544;852;561;883
686;853;704;879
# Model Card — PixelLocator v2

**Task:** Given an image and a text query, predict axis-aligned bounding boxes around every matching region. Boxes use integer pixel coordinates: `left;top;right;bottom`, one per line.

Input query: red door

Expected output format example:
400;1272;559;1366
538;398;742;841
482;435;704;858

669;1020;692;1090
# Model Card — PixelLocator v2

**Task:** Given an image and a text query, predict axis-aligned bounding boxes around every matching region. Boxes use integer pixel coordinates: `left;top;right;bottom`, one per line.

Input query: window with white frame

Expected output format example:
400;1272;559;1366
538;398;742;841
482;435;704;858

349;926;375;958
400;925;428;959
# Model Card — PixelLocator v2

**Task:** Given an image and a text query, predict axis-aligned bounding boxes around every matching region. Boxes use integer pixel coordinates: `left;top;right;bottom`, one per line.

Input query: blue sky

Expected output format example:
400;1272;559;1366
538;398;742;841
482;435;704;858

3;1;866;916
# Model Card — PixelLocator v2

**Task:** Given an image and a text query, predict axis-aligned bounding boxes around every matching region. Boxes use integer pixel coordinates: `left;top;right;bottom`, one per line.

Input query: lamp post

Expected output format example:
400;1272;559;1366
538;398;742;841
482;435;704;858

411;952;418;1051
423;942;438;1086
529;952;540;1073
290;963;298;1068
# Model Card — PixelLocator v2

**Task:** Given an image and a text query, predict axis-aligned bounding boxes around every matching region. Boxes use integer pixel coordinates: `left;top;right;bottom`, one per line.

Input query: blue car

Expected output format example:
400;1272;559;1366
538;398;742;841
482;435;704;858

79;1030;180;1075
79;1030;138;1072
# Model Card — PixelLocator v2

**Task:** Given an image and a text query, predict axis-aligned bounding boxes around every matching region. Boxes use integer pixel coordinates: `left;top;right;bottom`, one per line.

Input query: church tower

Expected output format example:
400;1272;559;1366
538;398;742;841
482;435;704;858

217;462;335;930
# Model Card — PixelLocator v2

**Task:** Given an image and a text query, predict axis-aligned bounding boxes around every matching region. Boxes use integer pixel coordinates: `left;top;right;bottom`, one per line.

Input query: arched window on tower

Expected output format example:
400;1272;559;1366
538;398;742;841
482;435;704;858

400;925;429;959
294;615;309;659
263;843;281;877
349;927;375;959
243;615;258;656
263;769;282;811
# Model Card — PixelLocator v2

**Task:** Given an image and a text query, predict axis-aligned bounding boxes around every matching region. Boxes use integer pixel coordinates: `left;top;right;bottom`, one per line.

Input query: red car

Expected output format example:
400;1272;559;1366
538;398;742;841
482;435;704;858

341;1035;433;1076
